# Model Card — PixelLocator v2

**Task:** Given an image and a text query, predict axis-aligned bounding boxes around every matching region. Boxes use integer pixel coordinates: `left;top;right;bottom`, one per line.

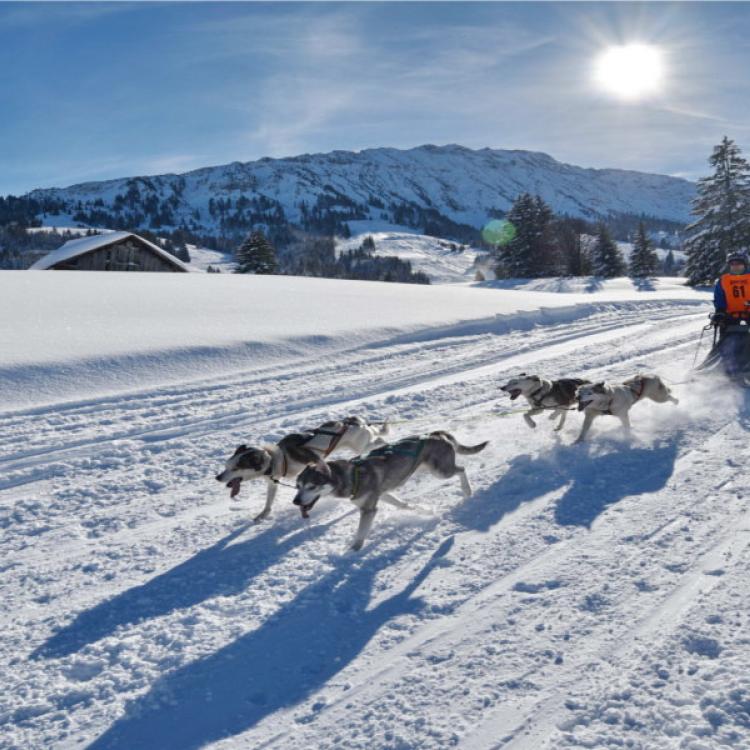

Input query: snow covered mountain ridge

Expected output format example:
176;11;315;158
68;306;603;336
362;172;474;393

26;145;695;237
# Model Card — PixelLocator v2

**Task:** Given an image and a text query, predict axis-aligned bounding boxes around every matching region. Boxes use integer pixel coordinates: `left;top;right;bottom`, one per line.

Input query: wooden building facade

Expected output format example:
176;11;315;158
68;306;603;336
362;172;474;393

31;232;189;273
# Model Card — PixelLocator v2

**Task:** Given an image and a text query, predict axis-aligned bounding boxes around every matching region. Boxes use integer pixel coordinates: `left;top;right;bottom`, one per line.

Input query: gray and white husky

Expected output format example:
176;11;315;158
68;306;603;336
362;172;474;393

293;431;488;551
215;417;390;522
500;373;590;431
574;374;678;443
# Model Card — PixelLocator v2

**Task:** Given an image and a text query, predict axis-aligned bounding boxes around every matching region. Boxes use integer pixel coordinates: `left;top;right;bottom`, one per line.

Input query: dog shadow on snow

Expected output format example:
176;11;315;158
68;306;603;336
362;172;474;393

85;537;453;750
452;432;683;532
32;515;346;661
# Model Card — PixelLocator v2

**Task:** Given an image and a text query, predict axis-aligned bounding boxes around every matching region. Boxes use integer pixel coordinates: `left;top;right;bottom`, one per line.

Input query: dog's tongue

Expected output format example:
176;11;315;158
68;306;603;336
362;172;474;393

578;401;587;412
228;478;242;498
300;506;310;519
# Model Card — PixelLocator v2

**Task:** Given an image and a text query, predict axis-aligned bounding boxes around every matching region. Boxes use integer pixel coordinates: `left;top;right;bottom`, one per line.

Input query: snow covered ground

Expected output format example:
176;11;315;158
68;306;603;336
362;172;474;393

339;225;486;284
2;271;748;750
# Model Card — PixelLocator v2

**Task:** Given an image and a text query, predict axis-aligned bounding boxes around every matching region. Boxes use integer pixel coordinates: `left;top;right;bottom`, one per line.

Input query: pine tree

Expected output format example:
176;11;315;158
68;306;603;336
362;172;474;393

662;248;676;276
684;137;750;286
628;222;660;278
234;230;278;274
591;223;626;278
494;193;554;278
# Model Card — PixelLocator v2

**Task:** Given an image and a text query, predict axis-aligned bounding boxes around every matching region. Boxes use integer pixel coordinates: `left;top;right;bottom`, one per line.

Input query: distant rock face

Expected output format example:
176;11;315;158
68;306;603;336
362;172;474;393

26;144;695;237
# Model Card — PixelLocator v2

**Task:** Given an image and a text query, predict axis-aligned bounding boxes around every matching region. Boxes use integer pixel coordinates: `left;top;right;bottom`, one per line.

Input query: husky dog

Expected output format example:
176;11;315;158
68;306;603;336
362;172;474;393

293;431;488;551
500;374;590;431
574;374;679;443
215;417;389;522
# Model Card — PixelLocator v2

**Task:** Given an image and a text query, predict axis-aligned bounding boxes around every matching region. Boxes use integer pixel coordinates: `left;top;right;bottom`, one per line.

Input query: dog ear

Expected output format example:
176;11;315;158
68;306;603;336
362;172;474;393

233;444;248;456
593;382;606;392
314;459;331;476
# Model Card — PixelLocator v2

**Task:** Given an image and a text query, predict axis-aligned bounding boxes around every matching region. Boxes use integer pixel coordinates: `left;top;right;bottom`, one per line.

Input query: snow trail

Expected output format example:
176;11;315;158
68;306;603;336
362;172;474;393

5;291;749;750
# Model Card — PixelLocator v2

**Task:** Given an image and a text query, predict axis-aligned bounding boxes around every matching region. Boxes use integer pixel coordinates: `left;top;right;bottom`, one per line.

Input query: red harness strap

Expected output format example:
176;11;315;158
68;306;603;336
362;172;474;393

627;379;645;401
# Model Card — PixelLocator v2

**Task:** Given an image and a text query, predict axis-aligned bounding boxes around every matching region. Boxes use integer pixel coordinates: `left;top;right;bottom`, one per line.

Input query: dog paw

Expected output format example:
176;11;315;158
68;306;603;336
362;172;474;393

253;512;270;523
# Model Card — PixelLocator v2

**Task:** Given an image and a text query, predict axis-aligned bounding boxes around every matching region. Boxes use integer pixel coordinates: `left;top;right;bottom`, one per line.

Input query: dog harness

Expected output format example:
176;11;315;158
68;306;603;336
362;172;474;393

626;379;645;401
348;439;425;498
350;464;362;499
526;383;550;408
264;450;288;482
314;425;348;457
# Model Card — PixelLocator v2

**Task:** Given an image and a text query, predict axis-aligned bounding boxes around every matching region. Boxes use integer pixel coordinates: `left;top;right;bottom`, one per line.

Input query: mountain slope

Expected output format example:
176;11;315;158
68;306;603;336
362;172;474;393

27;145;695;238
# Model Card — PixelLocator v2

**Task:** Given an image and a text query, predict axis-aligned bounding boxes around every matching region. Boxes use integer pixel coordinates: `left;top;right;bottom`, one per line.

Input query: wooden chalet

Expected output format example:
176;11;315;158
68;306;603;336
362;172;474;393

30;231;189;272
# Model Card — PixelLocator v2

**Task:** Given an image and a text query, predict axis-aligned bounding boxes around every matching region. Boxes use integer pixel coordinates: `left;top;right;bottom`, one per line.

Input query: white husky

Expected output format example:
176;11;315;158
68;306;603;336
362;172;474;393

574;374;678;443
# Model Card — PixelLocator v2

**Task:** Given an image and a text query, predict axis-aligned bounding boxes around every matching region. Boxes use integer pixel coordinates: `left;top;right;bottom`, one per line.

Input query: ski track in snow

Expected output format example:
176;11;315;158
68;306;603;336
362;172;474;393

2;300;749;750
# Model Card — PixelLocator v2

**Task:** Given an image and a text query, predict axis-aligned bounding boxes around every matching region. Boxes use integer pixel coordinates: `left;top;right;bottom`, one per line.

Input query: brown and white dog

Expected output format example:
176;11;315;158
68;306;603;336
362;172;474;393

501;373;590;431
574;374;678;443
215;417;389;522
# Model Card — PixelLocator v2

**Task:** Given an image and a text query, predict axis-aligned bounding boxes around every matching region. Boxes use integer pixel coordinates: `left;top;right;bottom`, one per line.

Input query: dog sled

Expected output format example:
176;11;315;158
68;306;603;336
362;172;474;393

695;314;750;385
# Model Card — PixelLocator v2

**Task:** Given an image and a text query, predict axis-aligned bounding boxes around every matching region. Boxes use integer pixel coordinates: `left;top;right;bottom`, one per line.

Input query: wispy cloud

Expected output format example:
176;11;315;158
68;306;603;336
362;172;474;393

0;2;134;30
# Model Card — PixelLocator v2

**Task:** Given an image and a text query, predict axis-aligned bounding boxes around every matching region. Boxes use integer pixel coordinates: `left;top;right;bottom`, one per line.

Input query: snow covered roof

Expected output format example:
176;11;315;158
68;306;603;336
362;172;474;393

30;231;190;271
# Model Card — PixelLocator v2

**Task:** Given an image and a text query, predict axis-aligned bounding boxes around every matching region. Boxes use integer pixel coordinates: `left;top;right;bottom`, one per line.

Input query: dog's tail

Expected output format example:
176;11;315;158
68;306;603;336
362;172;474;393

455;440;489;455
430;430;489;454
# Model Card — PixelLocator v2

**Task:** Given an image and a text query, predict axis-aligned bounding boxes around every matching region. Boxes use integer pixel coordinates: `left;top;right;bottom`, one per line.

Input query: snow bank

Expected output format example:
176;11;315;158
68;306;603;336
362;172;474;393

0;271;709;409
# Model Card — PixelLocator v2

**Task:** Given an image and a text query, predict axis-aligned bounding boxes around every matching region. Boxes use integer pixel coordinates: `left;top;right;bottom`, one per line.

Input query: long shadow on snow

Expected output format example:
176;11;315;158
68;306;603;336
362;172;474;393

32;515;343;660
86;537;453;750
451;434;682;532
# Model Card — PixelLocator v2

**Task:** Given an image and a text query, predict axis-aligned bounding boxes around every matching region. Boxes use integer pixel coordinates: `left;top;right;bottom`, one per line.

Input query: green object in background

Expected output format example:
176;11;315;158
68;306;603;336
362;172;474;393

481;219;516;246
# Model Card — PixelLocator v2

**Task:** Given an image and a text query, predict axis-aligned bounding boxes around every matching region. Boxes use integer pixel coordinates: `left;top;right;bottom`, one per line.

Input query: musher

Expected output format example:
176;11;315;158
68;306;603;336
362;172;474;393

711;251;750;380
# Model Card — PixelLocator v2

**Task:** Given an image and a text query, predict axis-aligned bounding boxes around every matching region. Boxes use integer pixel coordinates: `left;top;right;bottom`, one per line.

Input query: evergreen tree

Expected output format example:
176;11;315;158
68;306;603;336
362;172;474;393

662;248;677;276
684;136;750;285
628;222;660;278
591;223;626;278
234;230;278;274
495;193;554;278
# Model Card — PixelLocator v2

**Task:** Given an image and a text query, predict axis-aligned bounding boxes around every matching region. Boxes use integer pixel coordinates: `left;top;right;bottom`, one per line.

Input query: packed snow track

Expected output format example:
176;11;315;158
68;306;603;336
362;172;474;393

2;297;749;750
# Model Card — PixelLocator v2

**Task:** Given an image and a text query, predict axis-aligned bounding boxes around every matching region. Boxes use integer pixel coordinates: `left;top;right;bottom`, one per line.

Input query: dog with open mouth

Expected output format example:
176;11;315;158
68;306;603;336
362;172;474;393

215;417;390;522
574;374;679;443
500;373;590;431
292;430;488;551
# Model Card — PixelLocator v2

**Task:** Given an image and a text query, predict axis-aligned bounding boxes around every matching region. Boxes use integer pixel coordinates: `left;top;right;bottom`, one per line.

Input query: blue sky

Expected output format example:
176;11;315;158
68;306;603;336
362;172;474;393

2;1;750;196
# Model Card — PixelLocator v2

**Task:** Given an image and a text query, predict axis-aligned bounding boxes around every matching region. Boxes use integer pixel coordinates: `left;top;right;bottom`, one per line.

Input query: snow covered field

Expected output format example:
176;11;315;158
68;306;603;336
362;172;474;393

2;271;749;750
338;226;486;284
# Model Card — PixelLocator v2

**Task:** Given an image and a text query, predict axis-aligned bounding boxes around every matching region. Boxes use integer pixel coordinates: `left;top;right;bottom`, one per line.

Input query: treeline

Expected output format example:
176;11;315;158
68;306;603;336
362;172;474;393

491;193;679;279
0;225;100;269
239;232;429;284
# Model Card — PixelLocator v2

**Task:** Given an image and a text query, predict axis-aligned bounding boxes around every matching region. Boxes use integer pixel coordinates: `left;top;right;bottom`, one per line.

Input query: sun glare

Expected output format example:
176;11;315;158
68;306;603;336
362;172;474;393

593;43;665;101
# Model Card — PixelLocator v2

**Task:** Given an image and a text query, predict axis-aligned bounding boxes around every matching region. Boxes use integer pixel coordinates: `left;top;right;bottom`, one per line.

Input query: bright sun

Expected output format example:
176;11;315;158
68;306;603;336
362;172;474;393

593;43;665;100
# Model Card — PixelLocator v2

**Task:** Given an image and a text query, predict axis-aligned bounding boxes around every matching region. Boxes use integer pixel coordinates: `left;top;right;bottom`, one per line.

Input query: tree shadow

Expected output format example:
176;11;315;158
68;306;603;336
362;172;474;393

451;433;682;532
584;276;603;293
632;278;656;292
32;515;344;660
86;537;454;750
